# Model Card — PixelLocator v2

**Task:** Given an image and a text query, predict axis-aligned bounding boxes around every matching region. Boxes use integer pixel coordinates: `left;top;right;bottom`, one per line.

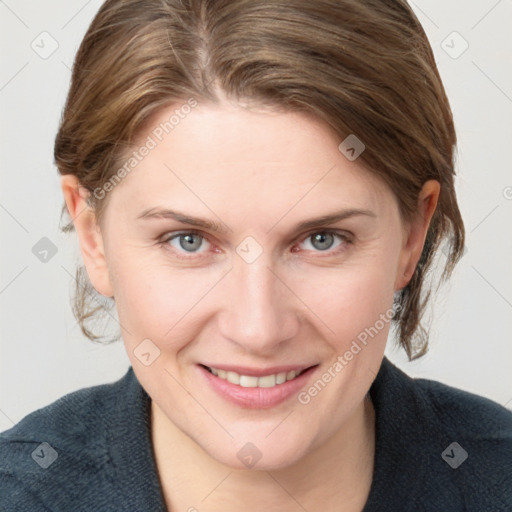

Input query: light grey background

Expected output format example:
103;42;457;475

1;0;511;431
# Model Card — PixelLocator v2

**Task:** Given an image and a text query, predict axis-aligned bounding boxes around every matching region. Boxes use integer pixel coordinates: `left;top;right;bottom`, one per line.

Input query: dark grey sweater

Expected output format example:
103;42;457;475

1;357;511;511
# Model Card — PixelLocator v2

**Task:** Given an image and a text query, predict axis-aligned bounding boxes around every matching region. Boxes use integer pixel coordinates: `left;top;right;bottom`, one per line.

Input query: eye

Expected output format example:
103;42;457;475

160;231;211;256
296;230;351;254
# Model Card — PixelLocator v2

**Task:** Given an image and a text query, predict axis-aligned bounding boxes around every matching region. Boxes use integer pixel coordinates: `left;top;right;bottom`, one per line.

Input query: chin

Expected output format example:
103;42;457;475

203;433;312;472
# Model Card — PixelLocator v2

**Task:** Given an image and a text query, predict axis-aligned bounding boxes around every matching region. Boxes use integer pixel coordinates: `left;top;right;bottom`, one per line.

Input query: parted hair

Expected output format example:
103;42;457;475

54;0;465;360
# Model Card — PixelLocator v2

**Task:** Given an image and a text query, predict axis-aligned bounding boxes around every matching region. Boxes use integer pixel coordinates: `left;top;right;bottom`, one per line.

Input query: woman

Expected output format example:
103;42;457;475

1;0;511;510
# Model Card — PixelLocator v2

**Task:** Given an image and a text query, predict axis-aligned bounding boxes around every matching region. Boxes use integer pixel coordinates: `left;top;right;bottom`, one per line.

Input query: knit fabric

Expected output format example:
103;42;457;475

1;357;511;511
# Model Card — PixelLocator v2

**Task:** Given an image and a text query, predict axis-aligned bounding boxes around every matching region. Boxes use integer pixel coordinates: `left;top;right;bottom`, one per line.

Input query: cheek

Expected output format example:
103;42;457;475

111;259;221;345
290;250;399;351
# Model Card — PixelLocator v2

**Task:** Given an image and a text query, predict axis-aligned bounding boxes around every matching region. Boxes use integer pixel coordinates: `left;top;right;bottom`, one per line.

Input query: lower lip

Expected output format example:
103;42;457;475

198;365;318;409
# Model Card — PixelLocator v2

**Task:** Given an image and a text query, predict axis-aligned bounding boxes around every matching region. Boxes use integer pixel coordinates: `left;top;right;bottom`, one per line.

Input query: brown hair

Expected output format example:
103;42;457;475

54;0;465;360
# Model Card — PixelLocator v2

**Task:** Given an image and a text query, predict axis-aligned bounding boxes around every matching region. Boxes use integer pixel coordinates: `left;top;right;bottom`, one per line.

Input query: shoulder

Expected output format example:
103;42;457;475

413;370;512;509
0;368;135;510
376;356;512;437
370;357;512;511
413;370;512;436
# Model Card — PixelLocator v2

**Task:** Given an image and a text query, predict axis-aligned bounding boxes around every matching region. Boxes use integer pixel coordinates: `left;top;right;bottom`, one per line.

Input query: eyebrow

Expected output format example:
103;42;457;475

136;207;376;234
282;207;376;232
137;207;229;233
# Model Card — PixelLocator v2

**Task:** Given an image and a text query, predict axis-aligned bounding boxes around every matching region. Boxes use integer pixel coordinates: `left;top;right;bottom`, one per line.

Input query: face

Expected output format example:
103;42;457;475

63;100;436;470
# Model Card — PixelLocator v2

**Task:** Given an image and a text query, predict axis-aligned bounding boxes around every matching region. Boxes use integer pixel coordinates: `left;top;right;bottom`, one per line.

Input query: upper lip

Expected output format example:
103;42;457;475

200;363;317;377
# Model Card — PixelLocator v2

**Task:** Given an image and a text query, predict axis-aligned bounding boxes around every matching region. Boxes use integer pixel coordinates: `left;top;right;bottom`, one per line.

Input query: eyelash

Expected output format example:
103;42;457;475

158;229;353;260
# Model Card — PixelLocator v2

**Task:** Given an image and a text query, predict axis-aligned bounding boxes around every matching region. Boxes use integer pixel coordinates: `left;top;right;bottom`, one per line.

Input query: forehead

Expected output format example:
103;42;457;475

106;101;396;224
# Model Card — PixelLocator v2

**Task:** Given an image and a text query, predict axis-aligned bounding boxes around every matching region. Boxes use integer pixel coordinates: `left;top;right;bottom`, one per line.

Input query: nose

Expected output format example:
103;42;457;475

217;253;300;355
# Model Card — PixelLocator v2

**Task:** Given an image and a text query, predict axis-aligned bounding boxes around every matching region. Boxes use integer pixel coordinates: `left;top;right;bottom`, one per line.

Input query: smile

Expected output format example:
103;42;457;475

198;363;319;409
204;365;308;388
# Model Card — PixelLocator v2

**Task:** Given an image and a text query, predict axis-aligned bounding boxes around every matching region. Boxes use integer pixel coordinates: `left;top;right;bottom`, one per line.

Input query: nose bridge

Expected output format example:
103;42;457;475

219;252;298;353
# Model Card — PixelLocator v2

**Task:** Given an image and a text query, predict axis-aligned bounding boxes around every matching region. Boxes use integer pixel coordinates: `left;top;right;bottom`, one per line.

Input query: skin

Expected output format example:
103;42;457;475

61;99;439;511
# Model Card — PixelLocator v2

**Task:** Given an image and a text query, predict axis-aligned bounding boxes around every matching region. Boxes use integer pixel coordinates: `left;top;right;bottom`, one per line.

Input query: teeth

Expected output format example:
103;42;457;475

226;371;240;385
276;372;287;385
258;374;276;388
240;375;258;387
207;366;303;388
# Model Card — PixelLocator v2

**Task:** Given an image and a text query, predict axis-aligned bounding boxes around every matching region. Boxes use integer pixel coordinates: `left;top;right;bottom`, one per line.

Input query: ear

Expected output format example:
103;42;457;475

395;180;440;291
60;175;114;297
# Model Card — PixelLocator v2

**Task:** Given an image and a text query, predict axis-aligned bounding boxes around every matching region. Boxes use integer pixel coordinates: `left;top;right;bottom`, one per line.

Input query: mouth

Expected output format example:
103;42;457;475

198;363;319;409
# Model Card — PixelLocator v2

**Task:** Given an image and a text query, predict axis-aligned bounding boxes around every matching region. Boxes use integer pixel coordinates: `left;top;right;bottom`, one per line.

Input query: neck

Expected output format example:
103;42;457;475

151;395;375;512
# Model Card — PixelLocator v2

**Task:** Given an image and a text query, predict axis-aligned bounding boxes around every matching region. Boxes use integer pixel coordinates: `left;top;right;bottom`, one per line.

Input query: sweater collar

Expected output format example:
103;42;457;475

107;367;167;510
363;356;428;510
